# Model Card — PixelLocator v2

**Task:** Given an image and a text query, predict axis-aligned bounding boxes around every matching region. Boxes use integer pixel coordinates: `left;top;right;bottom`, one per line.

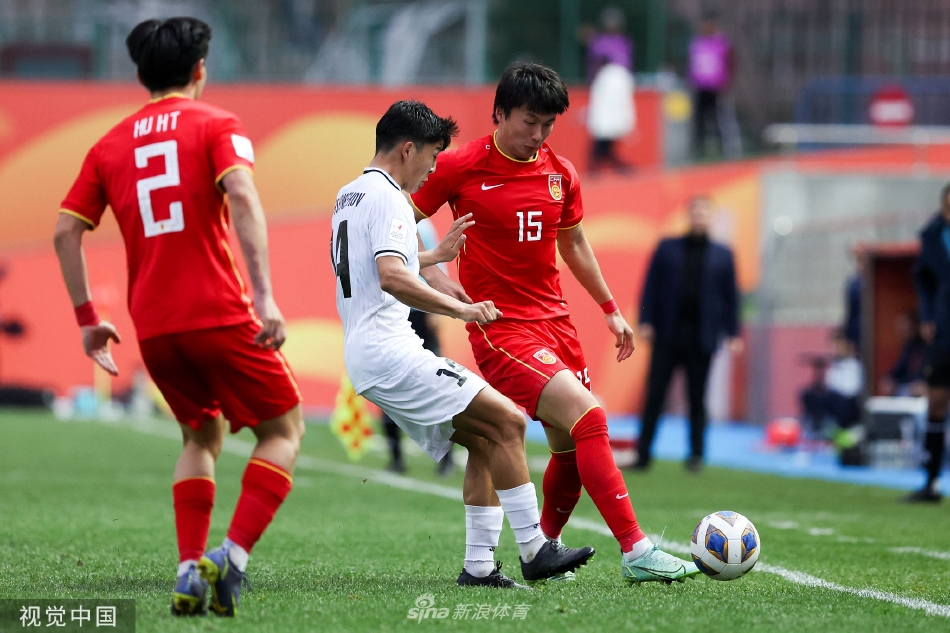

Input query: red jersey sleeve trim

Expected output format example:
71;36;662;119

214;164;254;193
59;208;97;229
557;219;583;231
408;194;429;218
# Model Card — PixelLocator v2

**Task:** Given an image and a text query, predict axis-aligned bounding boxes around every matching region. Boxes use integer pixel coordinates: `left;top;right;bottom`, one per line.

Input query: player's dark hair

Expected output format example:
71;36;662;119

126;17;212;92
492;63;570;124
375;100;459;154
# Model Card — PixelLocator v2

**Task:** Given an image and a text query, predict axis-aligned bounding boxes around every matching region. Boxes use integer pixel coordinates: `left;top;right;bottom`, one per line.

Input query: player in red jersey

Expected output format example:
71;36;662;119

411;63;699;583
53;18;303;616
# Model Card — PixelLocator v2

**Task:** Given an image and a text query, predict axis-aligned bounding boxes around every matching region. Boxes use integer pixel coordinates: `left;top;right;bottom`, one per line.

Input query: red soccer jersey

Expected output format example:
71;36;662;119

411;132;584;321
61;95;256;340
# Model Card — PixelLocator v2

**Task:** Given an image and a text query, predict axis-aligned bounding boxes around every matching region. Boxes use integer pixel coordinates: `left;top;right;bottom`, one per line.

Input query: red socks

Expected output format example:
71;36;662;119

570;407;645;552
540;450;582;539
173;477;215;563
226;459;293;553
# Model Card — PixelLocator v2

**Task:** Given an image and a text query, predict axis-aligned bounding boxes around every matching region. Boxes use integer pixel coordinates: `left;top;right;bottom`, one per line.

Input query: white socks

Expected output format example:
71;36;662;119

622;535;654;562
496;482;546;563
177;560;198;577
463;505;504;578
223;538;249;573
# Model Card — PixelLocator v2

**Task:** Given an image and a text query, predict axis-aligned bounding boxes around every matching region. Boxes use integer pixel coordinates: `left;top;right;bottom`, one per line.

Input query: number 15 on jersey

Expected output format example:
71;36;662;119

517;211;541;242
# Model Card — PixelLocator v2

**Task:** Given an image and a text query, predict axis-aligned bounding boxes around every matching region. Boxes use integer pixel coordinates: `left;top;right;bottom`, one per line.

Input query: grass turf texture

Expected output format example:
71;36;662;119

1;409;948;632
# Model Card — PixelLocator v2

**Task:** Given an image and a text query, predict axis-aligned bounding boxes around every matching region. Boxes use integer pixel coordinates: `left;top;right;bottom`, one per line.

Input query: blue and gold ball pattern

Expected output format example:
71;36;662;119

741;526;759;563
690;511;761;581
704;525;729;562
691;553;715;575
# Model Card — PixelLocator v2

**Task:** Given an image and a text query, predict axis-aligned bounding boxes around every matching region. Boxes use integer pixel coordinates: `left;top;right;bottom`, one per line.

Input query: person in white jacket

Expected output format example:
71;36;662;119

584;7;636;174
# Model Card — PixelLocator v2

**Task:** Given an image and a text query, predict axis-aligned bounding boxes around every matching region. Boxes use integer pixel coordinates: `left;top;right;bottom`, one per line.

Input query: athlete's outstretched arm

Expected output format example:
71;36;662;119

223;168;286;350
556;223;634;361
418;213;474;269
407;203;473;303
377;256;497;324
53;213;121;375
419;264;472;304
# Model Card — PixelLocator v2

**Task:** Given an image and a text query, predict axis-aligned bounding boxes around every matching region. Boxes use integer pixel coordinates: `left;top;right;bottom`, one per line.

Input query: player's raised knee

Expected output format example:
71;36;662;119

495;401;527;443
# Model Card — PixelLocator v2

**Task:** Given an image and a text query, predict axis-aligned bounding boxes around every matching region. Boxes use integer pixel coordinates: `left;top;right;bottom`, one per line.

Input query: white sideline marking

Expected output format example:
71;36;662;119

754;565;950;618
890;547;950;561
102;417;950;618
807;527;835;536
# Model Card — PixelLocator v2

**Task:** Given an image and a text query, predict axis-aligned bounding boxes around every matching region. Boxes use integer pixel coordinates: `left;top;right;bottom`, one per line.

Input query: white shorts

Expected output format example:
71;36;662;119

359;350;487;461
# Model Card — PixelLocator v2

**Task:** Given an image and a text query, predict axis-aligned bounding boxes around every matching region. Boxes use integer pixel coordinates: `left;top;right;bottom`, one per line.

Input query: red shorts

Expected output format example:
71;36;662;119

467;316;590;419
138;321;302;433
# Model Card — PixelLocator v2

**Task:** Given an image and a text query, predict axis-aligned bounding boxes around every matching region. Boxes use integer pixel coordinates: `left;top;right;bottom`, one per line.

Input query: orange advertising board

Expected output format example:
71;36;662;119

0;81;765;416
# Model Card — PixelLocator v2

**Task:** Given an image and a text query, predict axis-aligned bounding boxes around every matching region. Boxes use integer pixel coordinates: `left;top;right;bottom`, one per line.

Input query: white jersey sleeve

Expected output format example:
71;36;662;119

370;201;414;264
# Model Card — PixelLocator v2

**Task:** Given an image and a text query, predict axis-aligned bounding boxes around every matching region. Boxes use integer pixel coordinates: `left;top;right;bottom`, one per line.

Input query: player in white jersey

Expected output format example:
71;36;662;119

331;100;595;587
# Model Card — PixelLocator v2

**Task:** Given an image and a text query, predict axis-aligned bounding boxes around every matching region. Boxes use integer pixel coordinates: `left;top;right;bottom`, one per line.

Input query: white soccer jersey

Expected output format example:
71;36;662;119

331;167;423;392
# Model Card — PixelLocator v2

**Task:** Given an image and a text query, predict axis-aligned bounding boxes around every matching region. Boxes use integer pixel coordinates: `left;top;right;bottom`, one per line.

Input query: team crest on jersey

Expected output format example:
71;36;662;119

548;174;563;201
533;349;558;365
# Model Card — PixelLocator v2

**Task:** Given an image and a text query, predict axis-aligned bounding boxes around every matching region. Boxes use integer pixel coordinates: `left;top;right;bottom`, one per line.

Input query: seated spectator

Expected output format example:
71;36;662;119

799;328;864;435
879;312;928;397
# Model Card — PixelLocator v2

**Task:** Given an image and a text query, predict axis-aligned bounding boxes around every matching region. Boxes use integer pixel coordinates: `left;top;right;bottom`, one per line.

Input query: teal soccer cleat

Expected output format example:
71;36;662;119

622;546;702;584
197;545;245;617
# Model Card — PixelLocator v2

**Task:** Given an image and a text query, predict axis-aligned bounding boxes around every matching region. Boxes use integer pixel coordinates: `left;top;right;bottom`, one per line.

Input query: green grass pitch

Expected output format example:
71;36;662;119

1;409;949;631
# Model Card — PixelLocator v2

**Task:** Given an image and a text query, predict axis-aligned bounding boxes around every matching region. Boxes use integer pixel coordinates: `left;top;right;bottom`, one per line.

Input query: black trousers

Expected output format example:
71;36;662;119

693;89;721;156
798;386;860;433
383;311;442;461
637;340;713;465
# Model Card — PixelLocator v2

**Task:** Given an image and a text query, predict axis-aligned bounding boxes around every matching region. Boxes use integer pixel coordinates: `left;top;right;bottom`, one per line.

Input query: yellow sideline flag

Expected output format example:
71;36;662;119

329;375;375;460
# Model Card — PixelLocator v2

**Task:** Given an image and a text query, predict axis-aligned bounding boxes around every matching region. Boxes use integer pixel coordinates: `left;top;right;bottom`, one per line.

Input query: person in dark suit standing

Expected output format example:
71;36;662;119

634;196;742;472
906;184;950;503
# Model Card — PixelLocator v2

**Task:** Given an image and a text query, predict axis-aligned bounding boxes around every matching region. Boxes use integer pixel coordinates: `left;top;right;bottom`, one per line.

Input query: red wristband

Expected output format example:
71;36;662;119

600;299;619;314
74;301;101;327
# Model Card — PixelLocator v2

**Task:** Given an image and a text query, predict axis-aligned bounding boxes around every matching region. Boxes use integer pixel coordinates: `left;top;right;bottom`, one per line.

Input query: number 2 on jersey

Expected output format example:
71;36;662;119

135;140;184;237
517;211;542;242
331;220;352;298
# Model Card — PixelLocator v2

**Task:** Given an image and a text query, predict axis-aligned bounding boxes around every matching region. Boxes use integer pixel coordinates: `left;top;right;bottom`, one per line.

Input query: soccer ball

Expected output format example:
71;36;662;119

690;511;760;580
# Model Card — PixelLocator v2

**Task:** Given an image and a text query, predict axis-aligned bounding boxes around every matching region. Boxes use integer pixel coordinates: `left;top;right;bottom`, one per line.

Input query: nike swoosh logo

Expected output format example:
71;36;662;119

630;564;684;578
481;183;504;190
616;493;629;500
556;508;571;514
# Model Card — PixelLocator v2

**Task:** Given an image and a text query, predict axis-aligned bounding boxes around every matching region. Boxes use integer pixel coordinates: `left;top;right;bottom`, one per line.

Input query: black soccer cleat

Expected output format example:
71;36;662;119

902;486;942;503
457;561;530;589
520;539;595;583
